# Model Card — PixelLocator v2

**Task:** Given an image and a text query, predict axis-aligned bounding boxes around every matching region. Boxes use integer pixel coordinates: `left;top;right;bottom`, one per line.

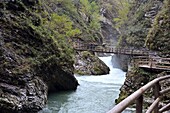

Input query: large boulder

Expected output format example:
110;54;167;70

74;51;110;75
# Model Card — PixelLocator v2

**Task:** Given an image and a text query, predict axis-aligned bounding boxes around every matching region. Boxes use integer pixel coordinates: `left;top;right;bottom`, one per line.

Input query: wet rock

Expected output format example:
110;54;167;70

74;51;110;75
111;55;129;72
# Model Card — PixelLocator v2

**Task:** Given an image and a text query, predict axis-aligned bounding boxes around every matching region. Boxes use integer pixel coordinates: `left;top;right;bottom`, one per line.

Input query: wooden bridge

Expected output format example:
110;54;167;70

74;43;152;56
107;75;170;113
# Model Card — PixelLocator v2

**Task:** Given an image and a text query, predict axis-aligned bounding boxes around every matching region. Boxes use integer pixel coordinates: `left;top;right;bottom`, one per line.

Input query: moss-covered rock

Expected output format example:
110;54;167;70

74;51;110;75
118;0;163;48
114;0;170;109
0;0;78;112
145;0;170;57
116;68;151;103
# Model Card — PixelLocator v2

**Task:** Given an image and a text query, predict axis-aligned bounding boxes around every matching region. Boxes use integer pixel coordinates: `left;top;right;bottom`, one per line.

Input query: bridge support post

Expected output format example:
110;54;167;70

154;82;161;113
136;95;143;113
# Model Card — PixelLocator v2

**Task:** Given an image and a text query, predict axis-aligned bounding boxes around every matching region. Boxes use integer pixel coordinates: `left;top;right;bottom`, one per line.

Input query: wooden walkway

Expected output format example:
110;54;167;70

74;43;170;71
133;56;170;71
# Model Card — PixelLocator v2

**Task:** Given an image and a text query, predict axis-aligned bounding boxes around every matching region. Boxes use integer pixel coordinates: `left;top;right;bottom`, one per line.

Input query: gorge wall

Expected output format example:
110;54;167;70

116;0;170;107
0;1;78;112
0;0;121;112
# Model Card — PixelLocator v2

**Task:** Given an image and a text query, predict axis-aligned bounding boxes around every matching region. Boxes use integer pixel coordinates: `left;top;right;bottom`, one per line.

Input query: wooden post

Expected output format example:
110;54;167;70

154;82;160;113
136;95;143;113
131;49;134;55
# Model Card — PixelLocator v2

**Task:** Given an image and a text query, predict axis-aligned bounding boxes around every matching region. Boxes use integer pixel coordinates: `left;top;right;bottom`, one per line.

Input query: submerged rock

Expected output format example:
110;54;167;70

74;51;110;75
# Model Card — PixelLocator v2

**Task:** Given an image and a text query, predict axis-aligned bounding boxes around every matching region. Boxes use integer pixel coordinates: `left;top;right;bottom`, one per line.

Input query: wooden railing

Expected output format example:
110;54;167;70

107;75;170;113
132;56;170;71
74;43;152;56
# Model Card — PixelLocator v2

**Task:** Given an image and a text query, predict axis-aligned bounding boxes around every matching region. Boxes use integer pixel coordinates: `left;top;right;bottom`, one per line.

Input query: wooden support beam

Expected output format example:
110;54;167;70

154;82;161;113
136;95;143;113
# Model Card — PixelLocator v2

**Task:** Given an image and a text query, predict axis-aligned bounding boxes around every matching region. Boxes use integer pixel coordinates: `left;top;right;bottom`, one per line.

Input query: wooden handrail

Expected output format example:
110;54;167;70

74;44;150;56
133;57;170;71
159;103;170;112
146;97;160;113
107;75;170;113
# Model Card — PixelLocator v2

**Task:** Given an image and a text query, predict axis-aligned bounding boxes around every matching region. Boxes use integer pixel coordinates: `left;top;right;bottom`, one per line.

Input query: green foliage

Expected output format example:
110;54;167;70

50;13;81;38
56;0;78;16
116;0;163;48
74;70;84;75
80;0;91;15
145;0;170;56
42;0;101;41
113;0;130;29
80;0;101;31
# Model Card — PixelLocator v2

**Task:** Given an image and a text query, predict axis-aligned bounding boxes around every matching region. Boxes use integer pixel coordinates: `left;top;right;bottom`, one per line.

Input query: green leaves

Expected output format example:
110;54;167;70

42;0;101;41
113;0;130;29
79;0;101;31
44;13;81;38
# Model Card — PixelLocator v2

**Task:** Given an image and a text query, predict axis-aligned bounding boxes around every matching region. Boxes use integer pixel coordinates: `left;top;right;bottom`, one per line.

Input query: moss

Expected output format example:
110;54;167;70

117;0;163;48
82;51;92;59
74;70;85;75
93;66;101;73
115;91;128;104
0;0;75;76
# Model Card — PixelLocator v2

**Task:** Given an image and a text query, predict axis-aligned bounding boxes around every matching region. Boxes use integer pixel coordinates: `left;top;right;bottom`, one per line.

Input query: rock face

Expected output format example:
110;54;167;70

99;0;120;46
0;1;78;112
116;0;170;107
116;68;151;104
145;0;170;56
74;51;110;75
119;0;164;48
116;68;170;107
111;55;129;72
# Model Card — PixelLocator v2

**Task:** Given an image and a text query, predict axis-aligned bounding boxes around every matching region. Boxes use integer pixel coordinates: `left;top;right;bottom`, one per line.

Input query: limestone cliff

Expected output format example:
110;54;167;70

119;0;163;48
116;0;170;107
146;0;170;57
0;0;78;112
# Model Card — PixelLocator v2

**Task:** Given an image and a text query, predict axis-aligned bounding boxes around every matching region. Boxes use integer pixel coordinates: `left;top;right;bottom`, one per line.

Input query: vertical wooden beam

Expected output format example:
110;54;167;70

154;82;161;113
131;49;133;55
136;95;143;113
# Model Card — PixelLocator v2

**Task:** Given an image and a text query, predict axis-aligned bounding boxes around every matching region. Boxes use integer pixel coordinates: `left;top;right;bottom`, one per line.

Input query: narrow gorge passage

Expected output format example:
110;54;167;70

39;56;134;113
